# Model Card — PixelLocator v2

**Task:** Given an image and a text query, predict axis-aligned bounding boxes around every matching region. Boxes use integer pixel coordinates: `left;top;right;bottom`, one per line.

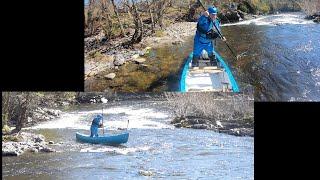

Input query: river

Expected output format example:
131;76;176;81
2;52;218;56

2;99;254;179
146;12;319;101
220;12;320;101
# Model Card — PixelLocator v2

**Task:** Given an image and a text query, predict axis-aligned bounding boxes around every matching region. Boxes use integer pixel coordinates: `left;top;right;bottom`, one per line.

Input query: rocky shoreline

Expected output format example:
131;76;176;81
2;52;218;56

2;132;56;156
3;106;63;156
171;115;253;137
306;14;320;23
84;21;197;82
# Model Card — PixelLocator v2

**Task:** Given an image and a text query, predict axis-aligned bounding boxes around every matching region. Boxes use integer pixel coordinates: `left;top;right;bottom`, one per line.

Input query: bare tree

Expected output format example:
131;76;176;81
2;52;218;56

2;92;11;128
13;93;31;133
146;0;155;33
110;0;126;37
123;0;143;45
156;0;169;29
187;0;201;21
99;0;113;40
87;0;96;36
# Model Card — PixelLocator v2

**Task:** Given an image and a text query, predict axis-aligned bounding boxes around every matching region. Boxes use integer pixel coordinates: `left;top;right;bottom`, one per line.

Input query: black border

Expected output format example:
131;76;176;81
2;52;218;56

255;102;319;178
1;1;84;91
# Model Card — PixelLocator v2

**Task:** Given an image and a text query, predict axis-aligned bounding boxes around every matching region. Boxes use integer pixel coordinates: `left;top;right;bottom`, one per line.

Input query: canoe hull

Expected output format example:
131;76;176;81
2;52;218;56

76;132;129;145
180;51;240;92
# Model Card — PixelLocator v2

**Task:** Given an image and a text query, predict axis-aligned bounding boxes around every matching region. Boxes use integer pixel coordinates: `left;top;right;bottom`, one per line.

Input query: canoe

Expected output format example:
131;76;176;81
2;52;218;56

76;132;129;145
180;51;240;92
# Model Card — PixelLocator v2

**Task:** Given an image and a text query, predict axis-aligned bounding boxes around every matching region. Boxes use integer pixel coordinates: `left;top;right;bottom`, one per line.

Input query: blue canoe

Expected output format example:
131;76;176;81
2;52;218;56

76;132;129;145
180;51;240;92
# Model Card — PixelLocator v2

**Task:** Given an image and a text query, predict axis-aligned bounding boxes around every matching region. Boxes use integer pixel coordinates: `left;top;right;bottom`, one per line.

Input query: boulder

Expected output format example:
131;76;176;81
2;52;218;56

131;54;140;59
104;73;116;80
139;170;153;176
34;136;45;143
114;54;126;66
29;148;39;153
134;57;146;64
41;147;55;153
187;118;198;125
191;124;209;129
2;142;21;156
173;123;182;128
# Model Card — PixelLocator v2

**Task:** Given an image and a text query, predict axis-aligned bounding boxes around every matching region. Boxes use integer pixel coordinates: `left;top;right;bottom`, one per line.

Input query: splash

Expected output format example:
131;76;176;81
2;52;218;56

80;145;152;155
27;106;173;130
222;12;315;27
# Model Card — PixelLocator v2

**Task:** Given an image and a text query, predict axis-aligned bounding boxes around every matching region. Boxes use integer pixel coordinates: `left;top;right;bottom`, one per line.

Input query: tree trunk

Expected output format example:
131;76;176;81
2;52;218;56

110;0;125;37
147;0;155;33
2;92;10;128
157;0;169;29
87;0;96;36
14;93;31;132
130;0;143;44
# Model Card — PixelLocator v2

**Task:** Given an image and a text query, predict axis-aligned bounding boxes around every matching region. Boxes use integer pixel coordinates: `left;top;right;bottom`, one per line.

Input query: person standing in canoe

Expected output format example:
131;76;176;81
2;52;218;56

90;114;103;137
192;6;226;67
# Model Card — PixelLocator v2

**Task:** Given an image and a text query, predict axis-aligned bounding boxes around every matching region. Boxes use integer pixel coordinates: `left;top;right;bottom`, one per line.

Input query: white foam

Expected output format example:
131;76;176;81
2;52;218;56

80;146;151;155
26;106;173;130
222;13;315;27
27;113;86;130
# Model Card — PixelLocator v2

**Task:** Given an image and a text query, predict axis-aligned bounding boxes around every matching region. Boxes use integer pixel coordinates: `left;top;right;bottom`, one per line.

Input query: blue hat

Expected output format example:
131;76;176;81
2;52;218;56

95;114;103;120
208;6;218;15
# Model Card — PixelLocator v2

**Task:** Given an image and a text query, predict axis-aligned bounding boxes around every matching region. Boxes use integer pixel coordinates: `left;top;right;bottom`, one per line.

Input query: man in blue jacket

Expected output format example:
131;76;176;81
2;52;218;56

192;6;226;67
90;114;103;137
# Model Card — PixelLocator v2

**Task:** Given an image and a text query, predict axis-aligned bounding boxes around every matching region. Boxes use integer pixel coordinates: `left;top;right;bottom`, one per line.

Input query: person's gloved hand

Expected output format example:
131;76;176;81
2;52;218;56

202;11;209;17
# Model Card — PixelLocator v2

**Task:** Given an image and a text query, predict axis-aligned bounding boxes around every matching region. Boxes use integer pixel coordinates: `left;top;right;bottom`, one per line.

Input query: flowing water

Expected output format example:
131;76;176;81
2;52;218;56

2;99;254;179
148;12;319;101
219;12;320;101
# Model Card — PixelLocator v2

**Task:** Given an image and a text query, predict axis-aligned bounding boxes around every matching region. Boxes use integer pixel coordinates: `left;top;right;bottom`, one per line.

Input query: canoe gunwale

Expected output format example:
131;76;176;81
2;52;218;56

179;51;240;92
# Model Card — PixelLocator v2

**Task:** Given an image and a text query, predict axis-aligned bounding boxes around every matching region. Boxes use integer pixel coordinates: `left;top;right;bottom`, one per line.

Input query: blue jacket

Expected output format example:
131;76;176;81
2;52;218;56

91;116;102;127
195;15;221;44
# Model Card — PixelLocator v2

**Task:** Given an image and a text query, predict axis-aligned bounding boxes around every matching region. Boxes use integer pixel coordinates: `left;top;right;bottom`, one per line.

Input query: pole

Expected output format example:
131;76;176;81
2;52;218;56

102;106;104;135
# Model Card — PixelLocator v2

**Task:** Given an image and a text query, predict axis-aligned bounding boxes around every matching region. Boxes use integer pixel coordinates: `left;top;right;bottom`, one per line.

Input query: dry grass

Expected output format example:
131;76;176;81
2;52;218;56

165;92;254;121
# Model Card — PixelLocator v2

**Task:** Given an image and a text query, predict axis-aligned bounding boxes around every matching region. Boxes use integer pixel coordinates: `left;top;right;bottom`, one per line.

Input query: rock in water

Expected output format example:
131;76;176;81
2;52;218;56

41;147;55;153
191;124;209;129
101;97;108;103
139;170;153;176
104;73;116;80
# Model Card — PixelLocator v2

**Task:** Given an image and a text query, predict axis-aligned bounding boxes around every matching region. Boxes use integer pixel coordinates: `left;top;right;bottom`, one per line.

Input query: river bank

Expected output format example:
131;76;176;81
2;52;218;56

85;10;318;92
84;8;266;92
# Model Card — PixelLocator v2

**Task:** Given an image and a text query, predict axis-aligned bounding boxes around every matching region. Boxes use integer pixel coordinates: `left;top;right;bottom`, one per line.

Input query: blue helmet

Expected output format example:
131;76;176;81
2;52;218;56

95;114;103;120
208;6;218;15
